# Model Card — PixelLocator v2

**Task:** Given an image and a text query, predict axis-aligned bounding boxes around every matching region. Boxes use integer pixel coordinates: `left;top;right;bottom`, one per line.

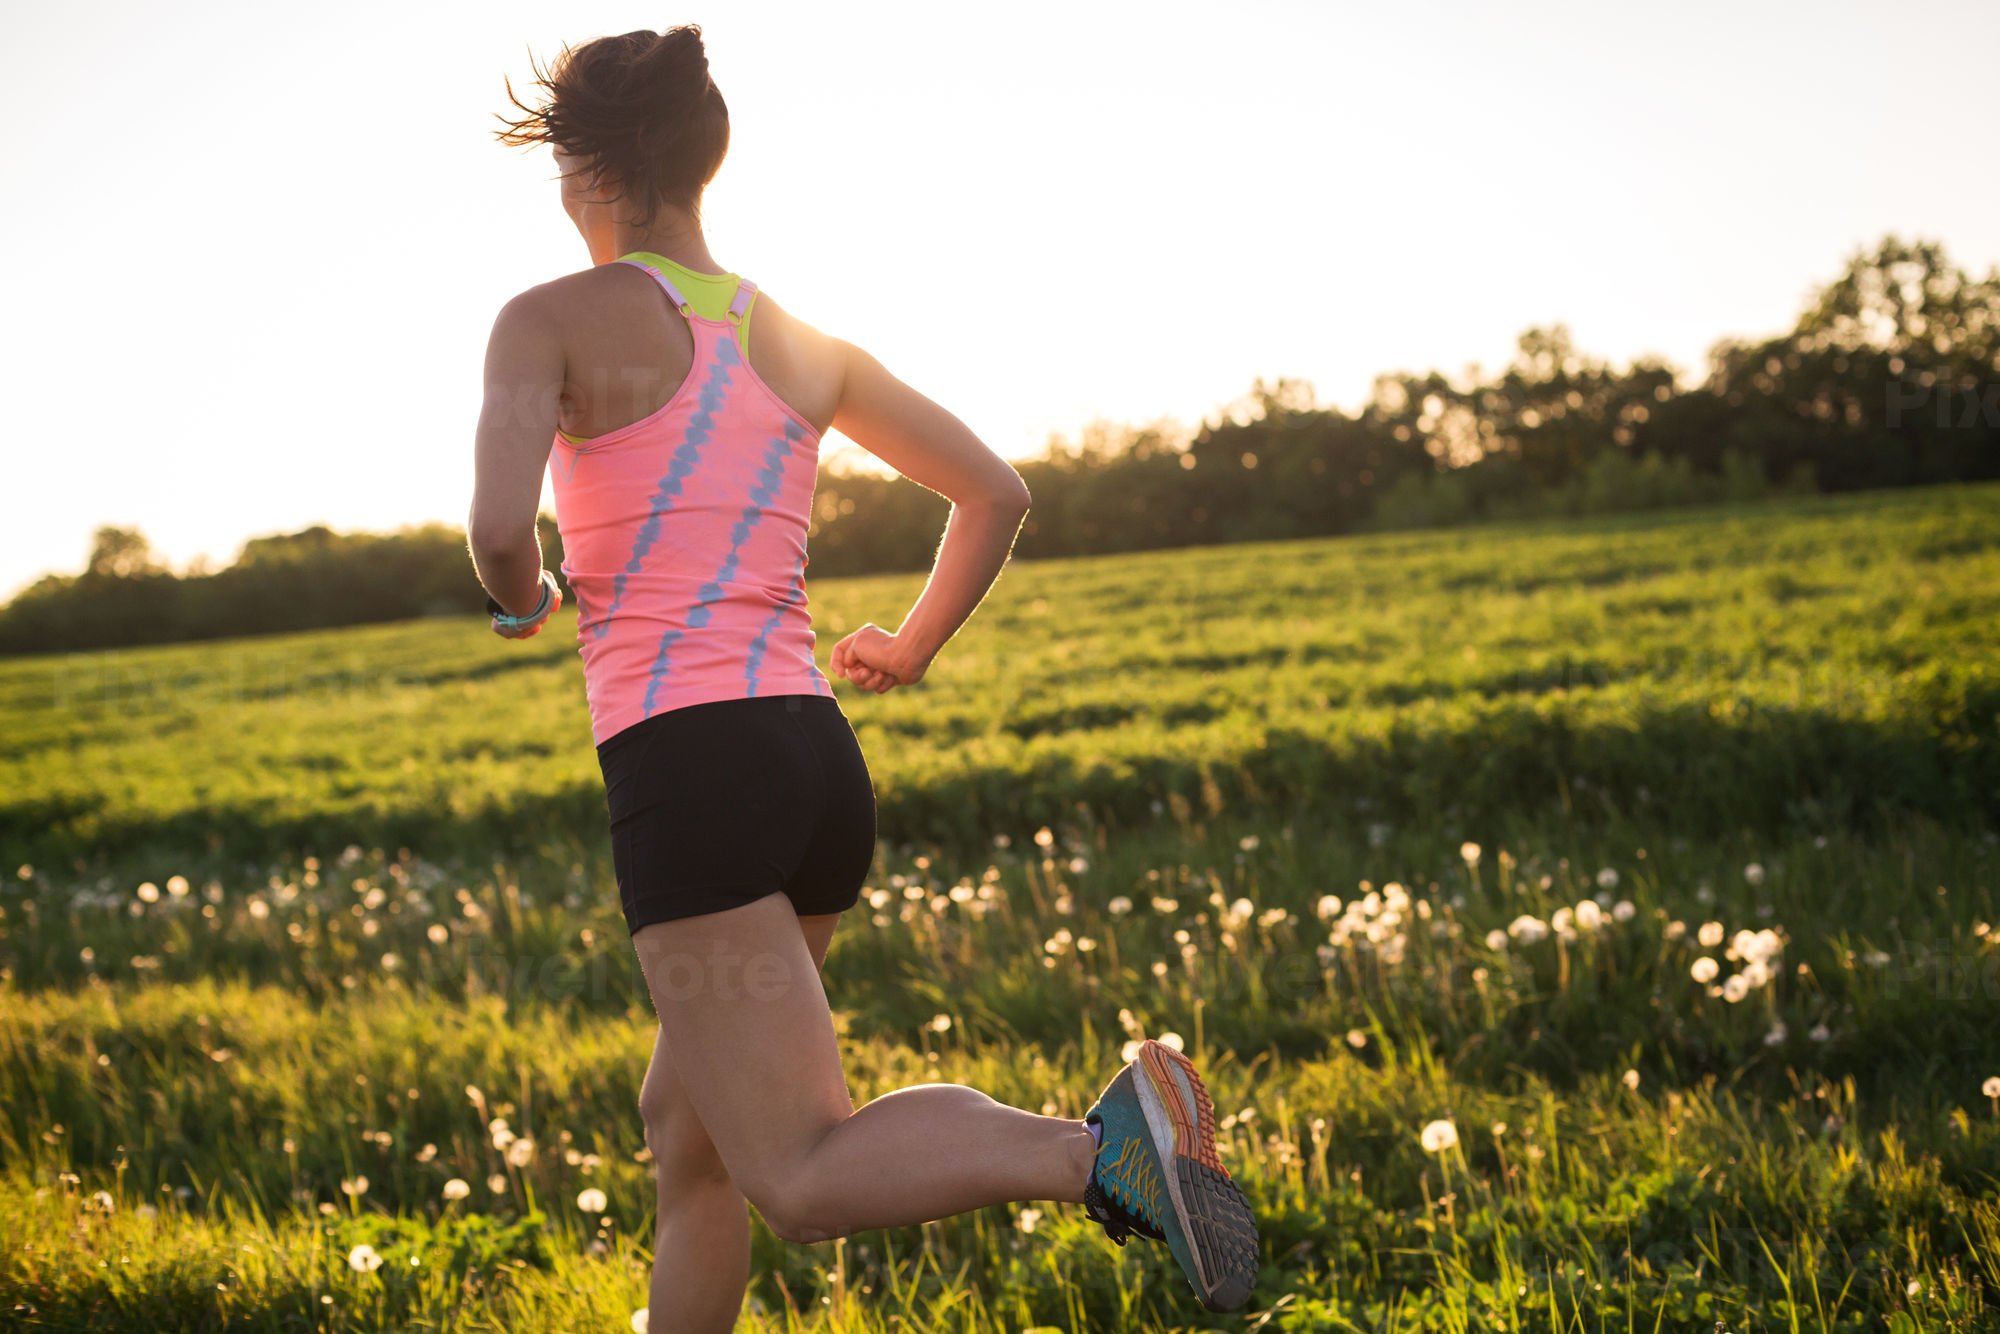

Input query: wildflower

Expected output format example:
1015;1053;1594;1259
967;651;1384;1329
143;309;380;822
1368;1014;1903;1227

487;1173;508;1195
1506;915;1549;945
1034;827;1055;850
632;1309;650;1333
1575;900;1604;932
1485;929;1508;951
1108;896;1133;916
1690;957;1719;983
442;1179;470;1202
1346;1029;1368;1050
1697;921;1725;948
1017;1206;1043;1233
1460;842;1481;865
1721;974;1751;1003
1809;1023;1831;1043
1155;1032;1184;1052
1744;862;1766;886
1621;1069;1640;1090
1612;900;1635;922
1764;1022;1787;1046
577;1187;608;1214
1153;896;1180;914
427;924;449;945
137;881;160;903
1596;867;1619;890
1121;1039;1143;1063
507;1137;536;1168
928;1014;952;1034
1419;1119;1459;1153
348;1244;383;1273
1490;1122;1507;1137
88;1190;115;1213
1982;1076;2000;1099
340;1176;368;1198
1239;835;1259;852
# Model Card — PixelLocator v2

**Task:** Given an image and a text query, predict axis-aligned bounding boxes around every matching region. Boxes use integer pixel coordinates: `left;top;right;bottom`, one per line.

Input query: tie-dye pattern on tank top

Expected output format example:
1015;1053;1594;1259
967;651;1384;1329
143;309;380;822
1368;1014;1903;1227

548;257;834;747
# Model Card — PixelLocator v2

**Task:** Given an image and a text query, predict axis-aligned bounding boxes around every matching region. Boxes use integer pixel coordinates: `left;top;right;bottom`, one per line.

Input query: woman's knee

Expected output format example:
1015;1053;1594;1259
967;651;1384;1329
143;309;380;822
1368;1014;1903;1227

639;1088;729;1187
736;1123;855;1244
746;1178;845;1245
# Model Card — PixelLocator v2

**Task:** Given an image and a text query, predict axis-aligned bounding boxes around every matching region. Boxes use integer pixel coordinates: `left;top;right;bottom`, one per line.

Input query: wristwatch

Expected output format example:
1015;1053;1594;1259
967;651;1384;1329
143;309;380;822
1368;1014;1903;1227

487;569;560;629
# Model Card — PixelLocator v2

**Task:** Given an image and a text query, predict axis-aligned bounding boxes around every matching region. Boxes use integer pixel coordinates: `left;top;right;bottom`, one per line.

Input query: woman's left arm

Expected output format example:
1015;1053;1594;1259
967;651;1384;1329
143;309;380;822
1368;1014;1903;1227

468;289;564;618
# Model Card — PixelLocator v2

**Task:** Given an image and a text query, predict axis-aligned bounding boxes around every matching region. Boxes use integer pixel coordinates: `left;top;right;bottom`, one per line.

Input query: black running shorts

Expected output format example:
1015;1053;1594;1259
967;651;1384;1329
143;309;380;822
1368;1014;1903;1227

594;693;876;934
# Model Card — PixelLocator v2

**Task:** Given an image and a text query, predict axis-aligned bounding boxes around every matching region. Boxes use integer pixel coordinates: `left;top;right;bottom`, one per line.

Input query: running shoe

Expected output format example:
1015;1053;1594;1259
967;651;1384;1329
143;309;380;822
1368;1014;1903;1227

1082;1038;1259;1311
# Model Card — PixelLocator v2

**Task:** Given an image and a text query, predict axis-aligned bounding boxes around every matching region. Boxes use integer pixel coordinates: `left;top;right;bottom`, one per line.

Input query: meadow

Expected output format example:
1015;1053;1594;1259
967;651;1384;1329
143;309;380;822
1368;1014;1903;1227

3;483;1998;1331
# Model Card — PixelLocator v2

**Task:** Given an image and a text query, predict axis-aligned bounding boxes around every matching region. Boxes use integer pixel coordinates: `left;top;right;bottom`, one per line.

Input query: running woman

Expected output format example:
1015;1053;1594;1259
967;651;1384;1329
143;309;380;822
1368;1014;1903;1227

471;24;1258;1330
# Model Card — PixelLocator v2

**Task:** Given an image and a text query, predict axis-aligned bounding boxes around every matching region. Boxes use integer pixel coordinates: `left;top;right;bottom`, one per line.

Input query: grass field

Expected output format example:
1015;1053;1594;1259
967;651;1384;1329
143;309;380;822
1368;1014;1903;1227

4;484;1999;1331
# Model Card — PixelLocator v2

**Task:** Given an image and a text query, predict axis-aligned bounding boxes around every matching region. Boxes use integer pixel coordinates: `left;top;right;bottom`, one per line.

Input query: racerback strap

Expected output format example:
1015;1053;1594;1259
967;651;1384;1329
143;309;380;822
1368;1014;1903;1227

617;258;757;325
616;257;692;313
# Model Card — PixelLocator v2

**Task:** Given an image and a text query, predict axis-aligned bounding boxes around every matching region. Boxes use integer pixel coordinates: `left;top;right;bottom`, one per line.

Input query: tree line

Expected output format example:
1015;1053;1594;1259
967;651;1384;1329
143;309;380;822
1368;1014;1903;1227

5;234;1994;655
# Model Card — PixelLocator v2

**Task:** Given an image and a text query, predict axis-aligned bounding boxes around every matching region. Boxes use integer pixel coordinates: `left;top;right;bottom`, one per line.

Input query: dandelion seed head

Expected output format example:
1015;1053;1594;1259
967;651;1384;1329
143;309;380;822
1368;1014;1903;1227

1419;1119;1459;1153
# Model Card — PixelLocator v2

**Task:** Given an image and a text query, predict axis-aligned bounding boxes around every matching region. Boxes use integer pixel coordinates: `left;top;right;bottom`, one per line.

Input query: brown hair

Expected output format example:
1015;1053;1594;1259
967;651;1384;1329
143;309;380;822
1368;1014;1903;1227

493;24;729;230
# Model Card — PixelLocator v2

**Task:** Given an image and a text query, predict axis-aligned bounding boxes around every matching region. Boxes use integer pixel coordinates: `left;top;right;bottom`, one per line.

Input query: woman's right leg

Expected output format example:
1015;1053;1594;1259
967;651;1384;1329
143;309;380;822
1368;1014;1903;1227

632;891;1098;1245
639;909;845;1334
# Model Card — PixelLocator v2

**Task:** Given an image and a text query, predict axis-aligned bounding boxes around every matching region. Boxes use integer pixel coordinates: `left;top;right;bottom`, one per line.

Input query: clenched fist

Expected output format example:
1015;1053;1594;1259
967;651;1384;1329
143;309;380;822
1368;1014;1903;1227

830;622;928;695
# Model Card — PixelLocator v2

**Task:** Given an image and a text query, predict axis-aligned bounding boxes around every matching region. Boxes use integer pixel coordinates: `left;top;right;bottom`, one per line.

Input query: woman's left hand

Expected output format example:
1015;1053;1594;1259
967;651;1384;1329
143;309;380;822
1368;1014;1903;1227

490;571;563;639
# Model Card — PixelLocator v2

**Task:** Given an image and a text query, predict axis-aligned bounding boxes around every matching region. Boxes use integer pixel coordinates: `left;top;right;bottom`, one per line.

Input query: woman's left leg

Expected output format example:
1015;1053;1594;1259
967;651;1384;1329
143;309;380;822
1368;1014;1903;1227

638;910;844;1334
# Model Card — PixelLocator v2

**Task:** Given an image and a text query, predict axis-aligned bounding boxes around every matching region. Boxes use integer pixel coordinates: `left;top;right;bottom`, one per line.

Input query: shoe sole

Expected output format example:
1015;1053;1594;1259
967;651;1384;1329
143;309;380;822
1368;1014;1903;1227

1133;1039;1260;1311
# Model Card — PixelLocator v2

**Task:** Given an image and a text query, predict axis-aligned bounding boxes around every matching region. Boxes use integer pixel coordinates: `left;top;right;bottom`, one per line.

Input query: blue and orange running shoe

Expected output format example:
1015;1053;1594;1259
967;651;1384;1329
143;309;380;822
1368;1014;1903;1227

1082;1038;1260;1311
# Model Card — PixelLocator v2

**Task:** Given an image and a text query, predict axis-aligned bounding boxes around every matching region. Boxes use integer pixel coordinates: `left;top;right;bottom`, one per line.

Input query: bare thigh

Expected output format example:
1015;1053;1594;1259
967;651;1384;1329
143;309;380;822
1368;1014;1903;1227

633;893;855;1209
639;907;843;1179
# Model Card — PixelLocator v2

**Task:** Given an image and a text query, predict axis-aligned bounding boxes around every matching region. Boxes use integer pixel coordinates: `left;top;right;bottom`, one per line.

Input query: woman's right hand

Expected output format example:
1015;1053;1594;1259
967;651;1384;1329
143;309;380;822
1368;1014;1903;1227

831;622;928;694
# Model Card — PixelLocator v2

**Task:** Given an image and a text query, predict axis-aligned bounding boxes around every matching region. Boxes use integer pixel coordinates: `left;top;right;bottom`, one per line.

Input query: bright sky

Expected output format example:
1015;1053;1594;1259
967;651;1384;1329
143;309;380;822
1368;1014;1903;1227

6;0;1997;602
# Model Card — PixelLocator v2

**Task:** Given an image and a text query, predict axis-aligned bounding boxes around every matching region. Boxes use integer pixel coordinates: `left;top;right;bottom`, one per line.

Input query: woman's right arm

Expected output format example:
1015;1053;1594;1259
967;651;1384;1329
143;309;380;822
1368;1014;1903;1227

826;339;1033;692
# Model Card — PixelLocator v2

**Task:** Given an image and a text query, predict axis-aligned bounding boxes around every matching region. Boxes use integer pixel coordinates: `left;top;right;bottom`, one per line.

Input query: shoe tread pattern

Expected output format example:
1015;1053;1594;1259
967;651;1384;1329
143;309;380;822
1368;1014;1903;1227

1140;1040;1259;1311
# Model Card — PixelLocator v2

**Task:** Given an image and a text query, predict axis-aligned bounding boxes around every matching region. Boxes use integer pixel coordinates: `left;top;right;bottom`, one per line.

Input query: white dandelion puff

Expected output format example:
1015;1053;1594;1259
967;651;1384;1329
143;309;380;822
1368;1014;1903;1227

1419;1119;1459;1153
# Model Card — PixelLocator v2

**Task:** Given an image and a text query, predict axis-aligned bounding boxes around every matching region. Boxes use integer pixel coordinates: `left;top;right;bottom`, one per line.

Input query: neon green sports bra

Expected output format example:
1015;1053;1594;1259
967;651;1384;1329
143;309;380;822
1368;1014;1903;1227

556;250;759;447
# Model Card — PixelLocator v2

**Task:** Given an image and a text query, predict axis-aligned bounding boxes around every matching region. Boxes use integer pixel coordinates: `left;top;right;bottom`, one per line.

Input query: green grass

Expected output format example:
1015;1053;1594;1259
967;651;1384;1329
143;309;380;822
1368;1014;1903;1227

4;484;1999;1331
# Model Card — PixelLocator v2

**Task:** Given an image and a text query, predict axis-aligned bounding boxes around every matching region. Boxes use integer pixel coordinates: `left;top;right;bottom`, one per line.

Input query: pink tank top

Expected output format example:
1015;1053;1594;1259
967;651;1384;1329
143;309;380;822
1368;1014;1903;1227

549;258;834;747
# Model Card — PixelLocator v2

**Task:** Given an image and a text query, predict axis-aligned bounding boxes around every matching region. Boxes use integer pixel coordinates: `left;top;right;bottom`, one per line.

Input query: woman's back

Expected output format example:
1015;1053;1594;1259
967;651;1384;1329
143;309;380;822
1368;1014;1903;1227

549;251;843;446
546;254;841;746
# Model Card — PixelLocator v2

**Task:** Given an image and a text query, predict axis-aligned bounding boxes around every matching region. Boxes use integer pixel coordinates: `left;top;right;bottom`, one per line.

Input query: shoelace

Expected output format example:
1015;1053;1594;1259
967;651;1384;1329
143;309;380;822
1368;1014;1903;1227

1084;1169;1165;1247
